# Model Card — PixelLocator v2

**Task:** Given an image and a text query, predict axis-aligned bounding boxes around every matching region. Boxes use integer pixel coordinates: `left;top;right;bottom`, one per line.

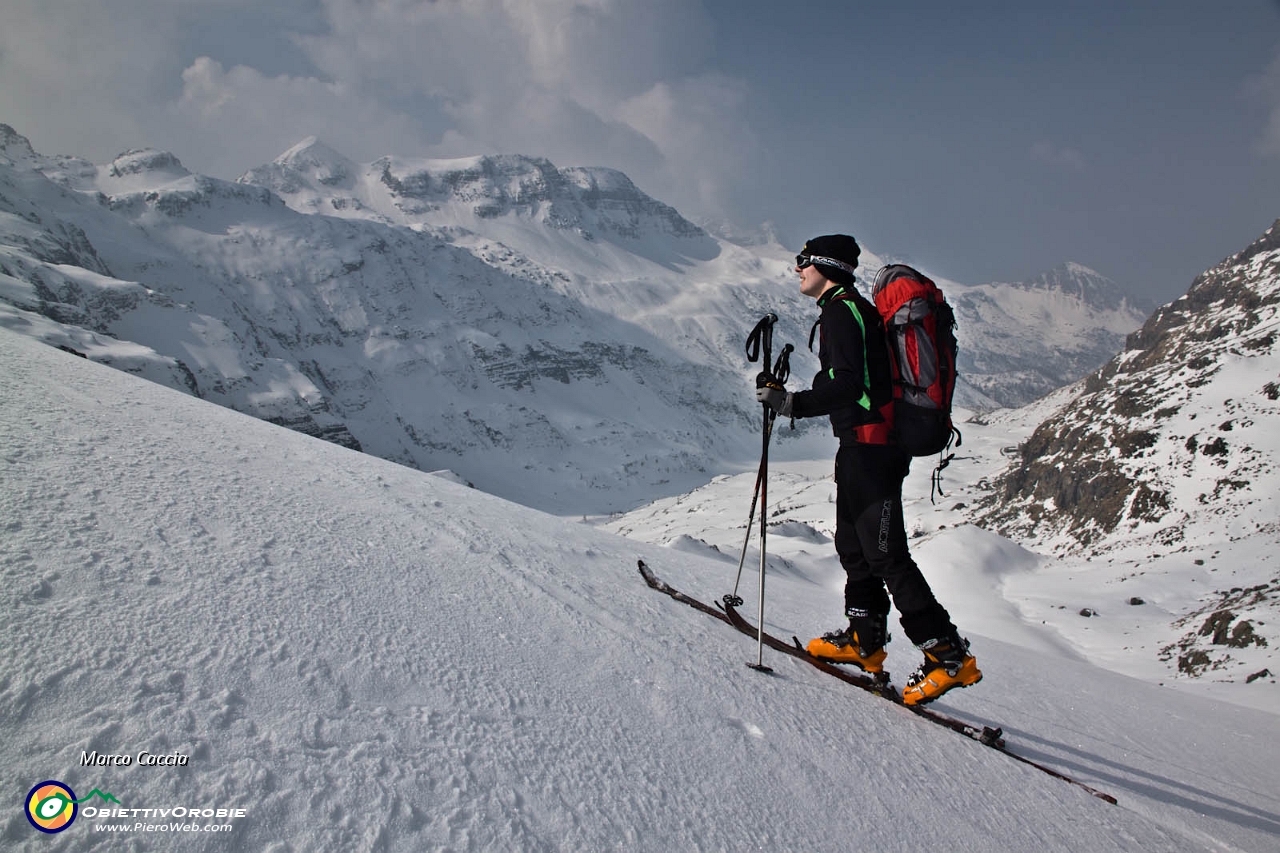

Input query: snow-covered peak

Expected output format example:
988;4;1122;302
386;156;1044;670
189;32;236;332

108;148;189;179
277;135;346;169
240;140;710;252
1020;261;1152;312
0;123;38;166
88;148;203;200
0;125;99;191
242;136;358;195
1064;260;1100;275
372;151;709;240
951;262;1151;408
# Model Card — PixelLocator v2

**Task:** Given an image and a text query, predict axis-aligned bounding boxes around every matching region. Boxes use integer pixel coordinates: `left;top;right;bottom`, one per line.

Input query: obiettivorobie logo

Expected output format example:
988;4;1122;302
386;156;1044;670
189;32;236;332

24;781;120;834
24;780;248;836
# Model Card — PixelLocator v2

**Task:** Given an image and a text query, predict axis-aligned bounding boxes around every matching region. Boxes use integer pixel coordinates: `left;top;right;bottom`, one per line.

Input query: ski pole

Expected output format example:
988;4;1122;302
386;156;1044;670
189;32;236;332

750;396;773;673
724;435;771;609
750;343;794;671
741;315;795;673
744;313;778;365
725;343;794;608
729;314;779;610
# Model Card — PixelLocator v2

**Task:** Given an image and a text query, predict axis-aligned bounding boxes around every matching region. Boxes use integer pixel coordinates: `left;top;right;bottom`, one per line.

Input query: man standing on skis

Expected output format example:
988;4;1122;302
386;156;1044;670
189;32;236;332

754;234;981;705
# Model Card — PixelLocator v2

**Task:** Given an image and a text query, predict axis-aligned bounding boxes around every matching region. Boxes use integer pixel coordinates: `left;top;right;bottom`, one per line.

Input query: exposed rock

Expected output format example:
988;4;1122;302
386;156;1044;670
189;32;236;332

975;220;1280;553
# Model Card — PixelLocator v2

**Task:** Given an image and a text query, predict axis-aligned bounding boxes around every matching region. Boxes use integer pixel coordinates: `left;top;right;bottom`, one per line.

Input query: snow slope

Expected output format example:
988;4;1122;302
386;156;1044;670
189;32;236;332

3;329;1278;852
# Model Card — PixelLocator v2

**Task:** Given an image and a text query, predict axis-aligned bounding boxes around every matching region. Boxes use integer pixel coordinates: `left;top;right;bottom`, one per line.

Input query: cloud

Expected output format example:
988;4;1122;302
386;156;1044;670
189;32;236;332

0;0;180;159
296;0;713;108
1245;49;1280;157
287;0;743;214
1029;141;1087;172
0;0;330;164
615;73;758;217
0;0;758;223
172;57;434;176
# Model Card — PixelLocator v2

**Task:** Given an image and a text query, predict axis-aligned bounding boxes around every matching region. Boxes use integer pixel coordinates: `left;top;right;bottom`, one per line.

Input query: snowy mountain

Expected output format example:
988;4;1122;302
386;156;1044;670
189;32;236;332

248;137;1150;411
950;262;1151;409
1;126;782;514
1;123;1148;513
243;138;712;248
238;136;818;378
3;326;1278;852
978;221;1280;553
972;220;1280;686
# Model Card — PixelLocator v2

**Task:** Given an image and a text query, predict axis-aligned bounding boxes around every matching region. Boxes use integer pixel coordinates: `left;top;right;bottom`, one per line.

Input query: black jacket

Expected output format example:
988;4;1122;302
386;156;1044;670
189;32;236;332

791;285;892;442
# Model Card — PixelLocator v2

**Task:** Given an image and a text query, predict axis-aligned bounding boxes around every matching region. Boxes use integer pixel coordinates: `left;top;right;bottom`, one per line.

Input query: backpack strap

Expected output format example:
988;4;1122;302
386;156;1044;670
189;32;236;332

813;288;894;445
929;426;964;504
814;287;872;412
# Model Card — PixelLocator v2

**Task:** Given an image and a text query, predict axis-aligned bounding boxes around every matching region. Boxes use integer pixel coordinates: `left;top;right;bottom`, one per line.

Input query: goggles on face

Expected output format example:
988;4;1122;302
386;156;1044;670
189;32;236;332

796;254;857;277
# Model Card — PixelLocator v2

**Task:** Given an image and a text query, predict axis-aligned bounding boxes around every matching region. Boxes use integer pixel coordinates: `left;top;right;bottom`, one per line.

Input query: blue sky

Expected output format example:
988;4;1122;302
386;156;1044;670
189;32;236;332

3;0;1278;301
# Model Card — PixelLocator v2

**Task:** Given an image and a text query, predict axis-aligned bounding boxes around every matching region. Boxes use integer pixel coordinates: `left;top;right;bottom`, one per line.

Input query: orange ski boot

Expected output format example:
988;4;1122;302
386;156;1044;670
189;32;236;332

805;617;889;674
902;635;982;706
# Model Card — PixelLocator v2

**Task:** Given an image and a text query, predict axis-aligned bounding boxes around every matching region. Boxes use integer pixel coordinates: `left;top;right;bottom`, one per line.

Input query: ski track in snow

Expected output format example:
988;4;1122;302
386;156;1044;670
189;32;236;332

2;328;1279;852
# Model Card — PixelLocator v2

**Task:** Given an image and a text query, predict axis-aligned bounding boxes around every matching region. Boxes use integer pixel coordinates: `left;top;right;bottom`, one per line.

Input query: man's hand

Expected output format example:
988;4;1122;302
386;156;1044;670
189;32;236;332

755;385;793;417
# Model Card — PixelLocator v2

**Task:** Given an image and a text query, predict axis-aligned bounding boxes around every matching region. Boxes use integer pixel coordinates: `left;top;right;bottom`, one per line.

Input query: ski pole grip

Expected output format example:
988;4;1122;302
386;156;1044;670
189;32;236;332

745;313;778;364
773;343;794;385
755;370;781;390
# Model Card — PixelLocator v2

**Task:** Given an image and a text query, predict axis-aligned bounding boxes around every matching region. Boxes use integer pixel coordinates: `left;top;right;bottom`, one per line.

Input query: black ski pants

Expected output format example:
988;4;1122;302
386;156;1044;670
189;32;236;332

833;441;956;646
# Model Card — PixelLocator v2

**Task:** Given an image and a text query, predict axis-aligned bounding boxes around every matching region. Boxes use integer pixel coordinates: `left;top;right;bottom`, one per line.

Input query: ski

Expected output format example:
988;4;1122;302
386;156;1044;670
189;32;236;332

637;560;1118;806
637;560;731;625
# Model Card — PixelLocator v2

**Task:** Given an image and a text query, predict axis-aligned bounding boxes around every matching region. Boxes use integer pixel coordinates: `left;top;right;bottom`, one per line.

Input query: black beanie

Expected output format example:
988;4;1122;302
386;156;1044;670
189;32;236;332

800;234;861;285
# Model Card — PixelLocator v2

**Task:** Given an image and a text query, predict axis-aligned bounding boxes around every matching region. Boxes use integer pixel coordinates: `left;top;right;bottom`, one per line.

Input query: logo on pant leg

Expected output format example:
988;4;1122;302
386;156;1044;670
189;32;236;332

878;499;893;553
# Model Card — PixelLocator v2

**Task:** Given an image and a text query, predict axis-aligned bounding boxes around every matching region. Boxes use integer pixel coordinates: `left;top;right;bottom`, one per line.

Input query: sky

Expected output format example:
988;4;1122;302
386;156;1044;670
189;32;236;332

2;0;1279;302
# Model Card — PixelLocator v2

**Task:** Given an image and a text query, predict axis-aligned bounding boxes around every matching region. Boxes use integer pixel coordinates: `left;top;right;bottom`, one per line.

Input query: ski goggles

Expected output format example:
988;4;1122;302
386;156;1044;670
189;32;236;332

795;254;857;277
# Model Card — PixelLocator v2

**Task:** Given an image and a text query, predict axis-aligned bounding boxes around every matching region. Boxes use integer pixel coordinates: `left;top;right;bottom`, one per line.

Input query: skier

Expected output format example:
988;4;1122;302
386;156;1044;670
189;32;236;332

754;234;981;705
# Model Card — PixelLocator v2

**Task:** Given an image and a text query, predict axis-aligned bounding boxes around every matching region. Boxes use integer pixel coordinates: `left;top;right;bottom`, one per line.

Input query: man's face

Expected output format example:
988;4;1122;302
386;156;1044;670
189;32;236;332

797;257;830;299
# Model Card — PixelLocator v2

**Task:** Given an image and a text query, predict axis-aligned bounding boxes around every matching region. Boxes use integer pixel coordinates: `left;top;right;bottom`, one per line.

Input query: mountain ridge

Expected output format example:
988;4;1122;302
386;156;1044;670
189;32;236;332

2;122;1152;511
950;262;1151;407
977;218;1280;553
971;220;1279;683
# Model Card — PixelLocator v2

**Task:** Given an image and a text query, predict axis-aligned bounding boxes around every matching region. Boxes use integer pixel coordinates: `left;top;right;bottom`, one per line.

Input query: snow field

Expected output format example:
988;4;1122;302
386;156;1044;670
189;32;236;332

2;328;1278;852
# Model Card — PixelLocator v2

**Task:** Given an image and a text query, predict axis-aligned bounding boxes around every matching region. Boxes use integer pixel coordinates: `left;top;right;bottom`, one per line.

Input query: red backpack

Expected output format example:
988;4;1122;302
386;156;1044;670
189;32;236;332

871;264;961;459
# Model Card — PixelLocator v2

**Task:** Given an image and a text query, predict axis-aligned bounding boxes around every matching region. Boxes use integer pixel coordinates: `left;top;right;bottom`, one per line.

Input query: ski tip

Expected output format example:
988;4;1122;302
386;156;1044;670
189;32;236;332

636;560;663;589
